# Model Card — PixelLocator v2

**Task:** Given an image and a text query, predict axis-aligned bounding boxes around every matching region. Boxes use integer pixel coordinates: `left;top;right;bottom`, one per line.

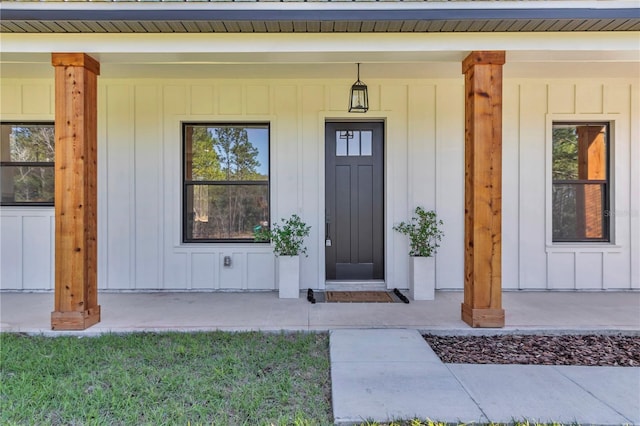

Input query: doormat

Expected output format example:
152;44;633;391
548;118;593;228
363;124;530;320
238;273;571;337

325;291;394;303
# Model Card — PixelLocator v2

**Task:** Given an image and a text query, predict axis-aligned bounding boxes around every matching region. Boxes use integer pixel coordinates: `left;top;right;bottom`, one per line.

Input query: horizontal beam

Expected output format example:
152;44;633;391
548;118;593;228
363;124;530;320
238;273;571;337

2;32;639;56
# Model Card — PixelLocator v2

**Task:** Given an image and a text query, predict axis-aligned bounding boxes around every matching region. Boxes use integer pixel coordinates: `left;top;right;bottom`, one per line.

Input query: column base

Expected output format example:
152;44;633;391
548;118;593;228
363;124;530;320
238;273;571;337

461;303;504;328
51;306;101;330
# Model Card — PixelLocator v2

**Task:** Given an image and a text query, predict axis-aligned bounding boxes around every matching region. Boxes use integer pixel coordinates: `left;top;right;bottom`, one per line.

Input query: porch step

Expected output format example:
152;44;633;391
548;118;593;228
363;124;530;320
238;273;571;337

324;280;387;292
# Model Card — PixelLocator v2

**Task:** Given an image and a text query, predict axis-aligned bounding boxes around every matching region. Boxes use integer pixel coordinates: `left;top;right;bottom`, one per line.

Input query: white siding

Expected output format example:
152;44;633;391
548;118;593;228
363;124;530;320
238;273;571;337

434;83;465;290
539;81;636;291
517;82;548;289
300;84;324;288
134;85;162;289
105;84;135;290
501;80;638;291
0;208;54;291
502;81;521;290
1;76;637;291
0;79;56;291
1;214;23;289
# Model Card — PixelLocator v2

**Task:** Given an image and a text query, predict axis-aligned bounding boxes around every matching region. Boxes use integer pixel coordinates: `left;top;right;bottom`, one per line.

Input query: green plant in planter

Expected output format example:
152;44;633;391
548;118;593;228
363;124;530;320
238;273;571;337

254;214;311;257
393;207;444;257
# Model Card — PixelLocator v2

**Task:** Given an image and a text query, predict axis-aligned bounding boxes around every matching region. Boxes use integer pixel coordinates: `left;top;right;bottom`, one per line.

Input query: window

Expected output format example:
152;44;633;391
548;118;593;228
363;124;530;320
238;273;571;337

0;122;55;206
336;130;372;157
552;122;610;242
183;123;270;242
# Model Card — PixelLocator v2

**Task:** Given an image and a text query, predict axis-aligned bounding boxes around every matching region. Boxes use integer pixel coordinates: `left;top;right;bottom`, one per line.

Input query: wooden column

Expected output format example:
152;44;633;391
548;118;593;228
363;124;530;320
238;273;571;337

1;125;13;202
577;125;606;239
51;53;100;330
461;51;505;328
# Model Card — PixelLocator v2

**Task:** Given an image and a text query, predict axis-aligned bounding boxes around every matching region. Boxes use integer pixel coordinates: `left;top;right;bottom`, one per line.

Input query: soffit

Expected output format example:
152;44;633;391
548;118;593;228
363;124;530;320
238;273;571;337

1;2;639;33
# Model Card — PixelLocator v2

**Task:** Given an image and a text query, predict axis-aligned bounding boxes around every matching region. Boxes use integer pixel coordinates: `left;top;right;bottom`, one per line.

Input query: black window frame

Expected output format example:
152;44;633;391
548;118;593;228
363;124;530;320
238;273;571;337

0;121;55;207
182;122;271;243
552;121;611;243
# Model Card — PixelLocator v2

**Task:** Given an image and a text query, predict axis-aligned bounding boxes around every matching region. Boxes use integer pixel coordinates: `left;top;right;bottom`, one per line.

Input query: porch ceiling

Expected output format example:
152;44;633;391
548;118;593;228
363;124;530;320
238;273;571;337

1;1;639;34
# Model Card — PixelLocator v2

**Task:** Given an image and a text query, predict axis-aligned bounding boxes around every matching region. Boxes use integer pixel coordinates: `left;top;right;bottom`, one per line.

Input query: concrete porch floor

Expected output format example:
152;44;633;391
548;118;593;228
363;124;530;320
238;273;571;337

1;290;639;335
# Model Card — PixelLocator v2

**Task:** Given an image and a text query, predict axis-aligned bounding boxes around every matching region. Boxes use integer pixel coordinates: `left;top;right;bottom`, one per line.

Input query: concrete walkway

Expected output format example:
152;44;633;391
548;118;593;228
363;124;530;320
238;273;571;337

331;329;640;425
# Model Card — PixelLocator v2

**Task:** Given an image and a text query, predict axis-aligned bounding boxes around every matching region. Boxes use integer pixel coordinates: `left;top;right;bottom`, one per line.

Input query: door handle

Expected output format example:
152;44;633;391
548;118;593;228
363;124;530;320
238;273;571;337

325;222;332;247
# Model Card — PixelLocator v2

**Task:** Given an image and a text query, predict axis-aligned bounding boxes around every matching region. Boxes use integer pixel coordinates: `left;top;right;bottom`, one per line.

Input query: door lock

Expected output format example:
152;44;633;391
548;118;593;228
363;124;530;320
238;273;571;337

325;221;331;247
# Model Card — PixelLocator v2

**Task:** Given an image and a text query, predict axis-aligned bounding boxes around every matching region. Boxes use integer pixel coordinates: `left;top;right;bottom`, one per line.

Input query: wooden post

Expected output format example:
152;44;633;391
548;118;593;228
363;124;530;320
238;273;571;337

461;51;505;328
51;53;100;330
1;125;13;201
577;125;606;239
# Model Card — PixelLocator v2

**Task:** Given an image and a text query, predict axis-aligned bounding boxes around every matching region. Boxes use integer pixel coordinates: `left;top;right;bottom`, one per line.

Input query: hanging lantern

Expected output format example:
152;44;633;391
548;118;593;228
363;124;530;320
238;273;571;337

349;63;368;113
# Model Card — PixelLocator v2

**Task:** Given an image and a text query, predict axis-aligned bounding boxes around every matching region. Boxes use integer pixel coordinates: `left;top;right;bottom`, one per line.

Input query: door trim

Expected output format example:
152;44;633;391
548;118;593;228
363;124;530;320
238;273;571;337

317;114;394;291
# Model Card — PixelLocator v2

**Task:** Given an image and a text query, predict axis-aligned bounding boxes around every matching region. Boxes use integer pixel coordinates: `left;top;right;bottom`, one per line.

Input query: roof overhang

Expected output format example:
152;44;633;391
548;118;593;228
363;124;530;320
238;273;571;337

2;1;639;33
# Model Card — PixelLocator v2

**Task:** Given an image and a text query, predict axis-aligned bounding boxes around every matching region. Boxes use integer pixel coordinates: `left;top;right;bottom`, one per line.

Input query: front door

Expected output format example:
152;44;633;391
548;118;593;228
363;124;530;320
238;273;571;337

325;122;384;281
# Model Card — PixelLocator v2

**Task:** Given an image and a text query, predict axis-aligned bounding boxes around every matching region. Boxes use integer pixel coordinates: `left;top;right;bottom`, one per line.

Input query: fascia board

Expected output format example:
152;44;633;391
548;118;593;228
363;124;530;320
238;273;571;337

1;2;639;22
1;1;639;10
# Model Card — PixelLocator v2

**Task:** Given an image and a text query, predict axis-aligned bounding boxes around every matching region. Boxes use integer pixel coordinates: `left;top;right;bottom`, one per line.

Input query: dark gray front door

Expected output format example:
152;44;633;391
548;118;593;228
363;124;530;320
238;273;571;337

325;122;384;280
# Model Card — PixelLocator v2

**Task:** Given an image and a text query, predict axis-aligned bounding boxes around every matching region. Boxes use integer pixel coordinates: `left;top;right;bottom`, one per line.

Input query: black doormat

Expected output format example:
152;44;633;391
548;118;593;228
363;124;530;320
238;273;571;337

327;291;393;303
306;289;409;304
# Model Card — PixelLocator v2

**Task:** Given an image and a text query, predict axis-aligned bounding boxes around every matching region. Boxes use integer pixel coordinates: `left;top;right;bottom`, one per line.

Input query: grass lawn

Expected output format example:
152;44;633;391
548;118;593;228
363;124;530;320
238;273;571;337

0;331;332;426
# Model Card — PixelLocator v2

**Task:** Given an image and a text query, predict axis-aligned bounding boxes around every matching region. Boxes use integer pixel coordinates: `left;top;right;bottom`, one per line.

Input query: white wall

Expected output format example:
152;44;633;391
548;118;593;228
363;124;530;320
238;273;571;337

1;76;638;291
502;80;639;290
0;80;56;291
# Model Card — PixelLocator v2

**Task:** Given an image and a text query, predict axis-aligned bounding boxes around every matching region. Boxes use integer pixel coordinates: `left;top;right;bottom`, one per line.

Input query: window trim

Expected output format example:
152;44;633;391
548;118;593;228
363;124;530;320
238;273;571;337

181;122;271;243
0;121;55;207
546;116;613;245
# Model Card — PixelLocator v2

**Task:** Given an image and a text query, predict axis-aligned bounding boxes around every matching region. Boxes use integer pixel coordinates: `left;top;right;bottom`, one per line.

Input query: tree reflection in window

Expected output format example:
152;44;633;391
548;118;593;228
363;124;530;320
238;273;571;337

552;123;609;242
0;123;55;205
183;124;269;241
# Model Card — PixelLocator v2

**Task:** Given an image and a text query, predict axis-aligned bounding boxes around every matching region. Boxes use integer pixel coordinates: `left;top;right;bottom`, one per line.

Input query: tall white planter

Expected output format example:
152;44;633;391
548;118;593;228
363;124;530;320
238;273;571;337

409;256;435;300
278;255;300;299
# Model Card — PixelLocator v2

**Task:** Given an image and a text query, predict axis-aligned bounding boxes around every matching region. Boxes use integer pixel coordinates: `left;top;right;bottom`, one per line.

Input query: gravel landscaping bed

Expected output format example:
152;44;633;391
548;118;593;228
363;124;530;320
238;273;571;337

423;334;640;366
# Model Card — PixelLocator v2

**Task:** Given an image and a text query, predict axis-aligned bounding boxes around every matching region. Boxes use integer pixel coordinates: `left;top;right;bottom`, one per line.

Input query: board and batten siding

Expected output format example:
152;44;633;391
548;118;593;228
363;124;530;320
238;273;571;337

0;77;638;291
501;80;639;291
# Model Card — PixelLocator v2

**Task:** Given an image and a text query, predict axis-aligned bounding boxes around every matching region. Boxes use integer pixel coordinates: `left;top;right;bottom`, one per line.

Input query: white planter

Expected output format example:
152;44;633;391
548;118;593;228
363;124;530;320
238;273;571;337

409;256;435;300
277;255;300;299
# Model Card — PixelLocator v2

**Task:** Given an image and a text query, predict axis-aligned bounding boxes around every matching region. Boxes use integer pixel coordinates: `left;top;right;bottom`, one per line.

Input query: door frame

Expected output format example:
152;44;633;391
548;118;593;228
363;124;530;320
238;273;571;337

318;115;389;289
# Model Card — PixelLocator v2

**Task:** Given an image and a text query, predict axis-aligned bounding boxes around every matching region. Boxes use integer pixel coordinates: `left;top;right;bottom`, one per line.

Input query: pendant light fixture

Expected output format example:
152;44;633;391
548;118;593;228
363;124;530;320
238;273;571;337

349;63;368;113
